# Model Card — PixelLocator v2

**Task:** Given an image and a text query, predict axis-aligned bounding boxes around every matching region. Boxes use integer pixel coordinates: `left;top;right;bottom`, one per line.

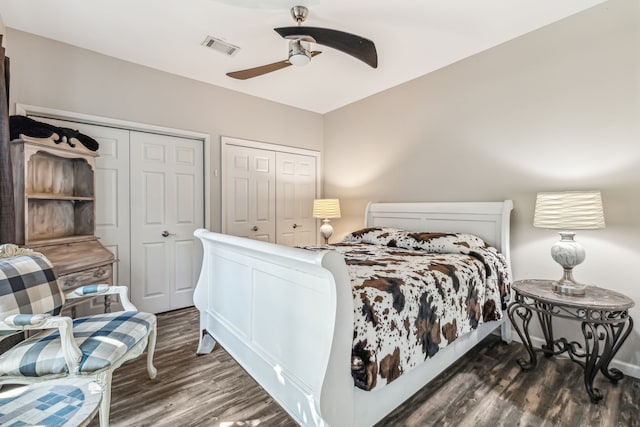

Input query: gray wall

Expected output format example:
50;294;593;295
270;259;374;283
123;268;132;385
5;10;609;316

324;0;640;369
5;28;324;232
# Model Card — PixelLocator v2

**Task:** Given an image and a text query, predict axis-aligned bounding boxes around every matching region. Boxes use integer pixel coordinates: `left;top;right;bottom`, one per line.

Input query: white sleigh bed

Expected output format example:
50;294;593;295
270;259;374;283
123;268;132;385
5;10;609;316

193;200;513;426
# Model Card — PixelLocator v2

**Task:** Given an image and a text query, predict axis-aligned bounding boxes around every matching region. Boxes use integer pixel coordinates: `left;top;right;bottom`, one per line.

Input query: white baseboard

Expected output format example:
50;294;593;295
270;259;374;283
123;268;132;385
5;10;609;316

510;333;640;380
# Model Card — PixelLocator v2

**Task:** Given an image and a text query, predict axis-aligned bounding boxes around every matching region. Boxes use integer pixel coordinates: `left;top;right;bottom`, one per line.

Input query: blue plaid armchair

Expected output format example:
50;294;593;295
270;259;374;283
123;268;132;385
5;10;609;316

0;244;157;427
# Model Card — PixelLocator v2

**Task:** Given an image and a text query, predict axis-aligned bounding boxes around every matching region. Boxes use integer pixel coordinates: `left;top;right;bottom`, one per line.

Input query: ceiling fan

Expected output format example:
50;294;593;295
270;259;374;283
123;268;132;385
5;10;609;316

226;5;378;80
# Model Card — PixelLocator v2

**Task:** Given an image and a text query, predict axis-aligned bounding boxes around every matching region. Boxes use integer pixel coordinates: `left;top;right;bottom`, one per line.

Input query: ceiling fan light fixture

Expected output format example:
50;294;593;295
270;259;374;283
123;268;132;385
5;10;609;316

289;52;311;66
288;40;311;66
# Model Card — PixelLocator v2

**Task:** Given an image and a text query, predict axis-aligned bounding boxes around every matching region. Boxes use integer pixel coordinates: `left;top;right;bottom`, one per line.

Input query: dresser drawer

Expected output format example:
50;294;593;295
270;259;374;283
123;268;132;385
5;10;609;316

58;264;113;291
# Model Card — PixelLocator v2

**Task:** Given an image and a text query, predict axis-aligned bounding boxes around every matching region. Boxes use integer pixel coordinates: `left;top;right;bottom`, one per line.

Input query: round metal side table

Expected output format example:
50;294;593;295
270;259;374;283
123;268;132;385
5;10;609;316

508;279;634;403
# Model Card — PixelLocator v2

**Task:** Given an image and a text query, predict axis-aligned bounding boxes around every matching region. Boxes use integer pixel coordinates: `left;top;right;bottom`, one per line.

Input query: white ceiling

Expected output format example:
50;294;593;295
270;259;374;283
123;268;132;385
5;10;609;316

0;0;605;114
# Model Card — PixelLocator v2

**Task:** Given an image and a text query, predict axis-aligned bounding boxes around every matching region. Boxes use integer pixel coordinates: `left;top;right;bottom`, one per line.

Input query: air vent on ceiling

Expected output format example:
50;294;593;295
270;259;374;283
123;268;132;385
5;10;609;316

201;36;240;57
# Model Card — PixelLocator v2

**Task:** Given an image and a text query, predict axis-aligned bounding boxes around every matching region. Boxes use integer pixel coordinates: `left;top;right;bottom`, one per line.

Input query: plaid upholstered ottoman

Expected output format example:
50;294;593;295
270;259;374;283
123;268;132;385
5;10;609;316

0;377;101;426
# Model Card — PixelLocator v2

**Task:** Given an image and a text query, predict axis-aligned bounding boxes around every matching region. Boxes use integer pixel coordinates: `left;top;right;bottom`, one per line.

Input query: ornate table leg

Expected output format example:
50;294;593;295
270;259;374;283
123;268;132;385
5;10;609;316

535;302;555;357
581;316;633;403
599;316;633;383
508;299;537;370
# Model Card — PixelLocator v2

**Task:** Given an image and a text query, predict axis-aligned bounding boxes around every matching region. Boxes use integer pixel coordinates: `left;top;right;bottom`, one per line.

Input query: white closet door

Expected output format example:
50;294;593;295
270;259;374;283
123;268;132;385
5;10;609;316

276;152;316;246
130;132;204;313
224;144;276;242
90;126;131;291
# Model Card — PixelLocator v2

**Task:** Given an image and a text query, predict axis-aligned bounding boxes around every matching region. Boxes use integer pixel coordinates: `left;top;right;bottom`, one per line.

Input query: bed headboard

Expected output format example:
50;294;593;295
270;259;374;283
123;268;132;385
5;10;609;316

365;200;513;263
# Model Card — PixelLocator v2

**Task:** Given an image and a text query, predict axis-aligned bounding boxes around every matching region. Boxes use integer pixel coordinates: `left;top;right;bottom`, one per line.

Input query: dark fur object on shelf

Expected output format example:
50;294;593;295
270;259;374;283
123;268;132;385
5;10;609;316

9;115;99;151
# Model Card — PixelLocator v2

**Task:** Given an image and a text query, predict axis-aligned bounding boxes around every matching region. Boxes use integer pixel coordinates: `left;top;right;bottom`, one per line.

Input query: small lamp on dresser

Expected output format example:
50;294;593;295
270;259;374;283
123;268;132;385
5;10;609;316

533;190;605;296
313;198;341;244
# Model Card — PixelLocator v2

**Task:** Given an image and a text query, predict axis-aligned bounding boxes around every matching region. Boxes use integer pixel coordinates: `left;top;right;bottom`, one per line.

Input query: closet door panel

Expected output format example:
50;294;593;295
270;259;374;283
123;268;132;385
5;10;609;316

131;132;204;313
171;142;204;310
142;242;169;298
175;239;198;300
224;145;276;242
85;126;130;297
176;174;196;224
276;152;317;246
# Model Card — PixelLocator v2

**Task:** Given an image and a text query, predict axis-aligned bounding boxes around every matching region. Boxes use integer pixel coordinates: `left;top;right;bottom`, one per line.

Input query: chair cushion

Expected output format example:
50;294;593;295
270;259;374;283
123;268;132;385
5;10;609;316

0;311;156;377
0;254;63;317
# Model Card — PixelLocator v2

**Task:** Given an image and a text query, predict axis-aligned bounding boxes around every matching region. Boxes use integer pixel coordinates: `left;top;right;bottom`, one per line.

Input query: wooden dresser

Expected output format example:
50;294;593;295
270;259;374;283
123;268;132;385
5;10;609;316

10;137;116;316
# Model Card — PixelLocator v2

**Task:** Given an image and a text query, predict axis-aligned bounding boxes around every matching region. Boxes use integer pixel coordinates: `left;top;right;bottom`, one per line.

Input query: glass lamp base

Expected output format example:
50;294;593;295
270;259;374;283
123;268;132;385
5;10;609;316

552;279;586;296
550;232;587;296
319;220;334;244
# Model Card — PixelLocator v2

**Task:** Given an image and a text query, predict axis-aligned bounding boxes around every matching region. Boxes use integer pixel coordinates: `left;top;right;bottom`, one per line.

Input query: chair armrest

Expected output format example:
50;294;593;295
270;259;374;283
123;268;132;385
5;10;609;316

2;313;51;328
66;284;137;311
0;315;82;374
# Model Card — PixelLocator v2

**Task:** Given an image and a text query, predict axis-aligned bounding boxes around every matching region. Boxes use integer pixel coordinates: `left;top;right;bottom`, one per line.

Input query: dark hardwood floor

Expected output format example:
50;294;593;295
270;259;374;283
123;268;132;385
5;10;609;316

91;307;639;427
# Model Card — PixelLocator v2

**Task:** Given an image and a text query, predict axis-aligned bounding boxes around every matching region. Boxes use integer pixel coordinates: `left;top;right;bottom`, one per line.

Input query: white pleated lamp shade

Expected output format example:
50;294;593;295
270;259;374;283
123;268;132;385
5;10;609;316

313;199;341;219
533;191;605;230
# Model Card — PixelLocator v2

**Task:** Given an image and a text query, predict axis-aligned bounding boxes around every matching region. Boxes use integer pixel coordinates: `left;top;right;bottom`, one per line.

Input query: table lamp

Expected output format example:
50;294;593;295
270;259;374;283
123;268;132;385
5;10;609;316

533;191;605;296
313;198;341;244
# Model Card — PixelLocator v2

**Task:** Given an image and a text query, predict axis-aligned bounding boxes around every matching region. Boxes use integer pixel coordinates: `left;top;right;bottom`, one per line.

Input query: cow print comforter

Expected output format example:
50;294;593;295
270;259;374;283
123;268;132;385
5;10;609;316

301;227;511;392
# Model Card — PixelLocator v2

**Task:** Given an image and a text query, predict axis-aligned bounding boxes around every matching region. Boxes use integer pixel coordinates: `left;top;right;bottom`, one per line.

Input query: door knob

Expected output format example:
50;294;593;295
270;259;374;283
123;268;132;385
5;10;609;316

292;224;300;229
252;226;259;232
162;230;176;237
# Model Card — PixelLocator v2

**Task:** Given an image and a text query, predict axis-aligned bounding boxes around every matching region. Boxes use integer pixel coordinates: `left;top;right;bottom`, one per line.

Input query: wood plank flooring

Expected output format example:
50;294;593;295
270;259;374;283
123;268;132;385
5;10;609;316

91;307;639;427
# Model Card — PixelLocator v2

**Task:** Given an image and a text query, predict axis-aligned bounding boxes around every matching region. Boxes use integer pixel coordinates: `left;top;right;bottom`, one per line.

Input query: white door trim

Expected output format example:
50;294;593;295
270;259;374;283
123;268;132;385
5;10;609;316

222;135;321;158
16;103;211;230
221;135;322;237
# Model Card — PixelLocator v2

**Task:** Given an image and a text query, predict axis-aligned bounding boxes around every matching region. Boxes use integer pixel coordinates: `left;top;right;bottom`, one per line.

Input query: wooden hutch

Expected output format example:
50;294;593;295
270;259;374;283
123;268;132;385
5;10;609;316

10;136;116;315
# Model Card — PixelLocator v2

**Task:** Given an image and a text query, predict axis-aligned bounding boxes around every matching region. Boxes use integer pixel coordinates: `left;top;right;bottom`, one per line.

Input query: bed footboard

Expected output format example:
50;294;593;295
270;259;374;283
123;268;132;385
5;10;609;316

193;229;354;426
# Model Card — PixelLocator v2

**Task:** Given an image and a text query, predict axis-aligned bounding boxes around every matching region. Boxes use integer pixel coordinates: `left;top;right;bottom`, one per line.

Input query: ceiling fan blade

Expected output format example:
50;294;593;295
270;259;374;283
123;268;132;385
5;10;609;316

274;26;377;68
226;59;292;80
227;51;322;80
